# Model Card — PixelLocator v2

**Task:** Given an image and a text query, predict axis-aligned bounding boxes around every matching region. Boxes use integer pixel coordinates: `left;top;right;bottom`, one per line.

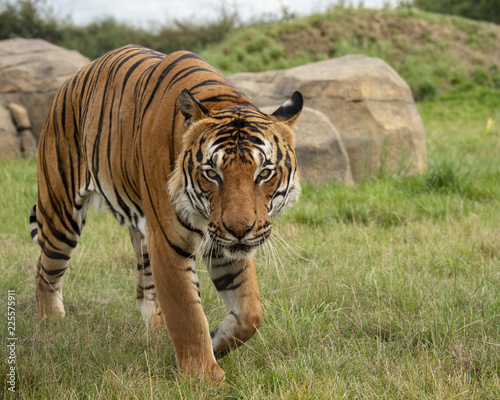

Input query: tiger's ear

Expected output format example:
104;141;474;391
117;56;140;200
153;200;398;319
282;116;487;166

270;91;303;127
178;88;208;128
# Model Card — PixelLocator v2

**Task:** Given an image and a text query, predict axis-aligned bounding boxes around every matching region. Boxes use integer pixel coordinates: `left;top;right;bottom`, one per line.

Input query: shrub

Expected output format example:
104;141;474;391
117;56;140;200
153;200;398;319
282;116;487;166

416;79;437;100
490;64;500;89
472;68;490;87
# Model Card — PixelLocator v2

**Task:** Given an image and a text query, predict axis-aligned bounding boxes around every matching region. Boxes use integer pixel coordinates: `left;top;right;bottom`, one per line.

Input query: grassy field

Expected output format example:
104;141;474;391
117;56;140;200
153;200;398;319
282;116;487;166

0;83;499;398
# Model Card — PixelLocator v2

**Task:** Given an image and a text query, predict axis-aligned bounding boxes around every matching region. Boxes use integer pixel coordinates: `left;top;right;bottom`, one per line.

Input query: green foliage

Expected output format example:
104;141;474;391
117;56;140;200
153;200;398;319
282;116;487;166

202;7;500;101
0;0;61;42
416;79;438;100
59;18;149;60
0;0;238;60
491;64;500;88
412;0;500;24
2;1;500;101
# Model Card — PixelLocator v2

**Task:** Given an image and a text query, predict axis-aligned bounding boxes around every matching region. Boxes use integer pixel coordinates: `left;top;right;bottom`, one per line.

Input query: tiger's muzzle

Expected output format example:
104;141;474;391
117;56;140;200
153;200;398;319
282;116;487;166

208;219;271;259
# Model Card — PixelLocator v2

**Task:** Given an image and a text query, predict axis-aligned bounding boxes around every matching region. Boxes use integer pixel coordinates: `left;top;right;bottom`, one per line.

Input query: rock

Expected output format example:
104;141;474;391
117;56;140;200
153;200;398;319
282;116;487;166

262;106;353;184
19;129;38;157
231;55;426;181
0;38;89;142
8;103;31;129
0;105;20;159
9;103;38;157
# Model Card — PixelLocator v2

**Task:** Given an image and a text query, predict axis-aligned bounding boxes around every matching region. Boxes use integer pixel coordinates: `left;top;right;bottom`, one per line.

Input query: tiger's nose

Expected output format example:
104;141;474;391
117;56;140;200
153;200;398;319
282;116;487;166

223;222;254;240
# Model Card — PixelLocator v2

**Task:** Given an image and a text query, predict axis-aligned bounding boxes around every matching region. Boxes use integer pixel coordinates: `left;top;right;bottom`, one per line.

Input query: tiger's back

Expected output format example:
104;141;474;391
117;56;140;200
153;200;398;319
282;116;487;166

31;45;303;382
39;46;252;233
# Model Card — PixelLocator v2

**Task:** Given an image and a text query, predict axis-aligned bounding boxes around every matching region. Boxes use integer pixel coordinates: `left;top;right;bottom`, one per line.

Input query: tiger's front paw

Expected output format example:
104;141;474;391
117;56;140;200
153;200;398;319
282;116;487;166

211;308;263;357
180;358;225;384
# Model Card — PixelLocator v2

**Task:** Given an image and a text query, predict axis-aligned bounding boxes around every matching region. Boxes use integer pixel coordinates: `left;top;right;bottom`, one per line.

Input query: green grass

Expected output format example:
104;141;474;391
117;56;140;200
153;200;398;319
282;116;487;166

1;92;500;398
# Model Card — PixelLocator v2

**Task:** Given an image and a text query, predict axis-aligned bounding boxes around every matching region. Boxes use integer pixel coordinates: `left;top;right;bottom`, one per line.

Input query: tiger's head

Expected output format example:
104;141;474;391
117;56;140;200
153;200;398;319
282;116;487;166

168;89;303;261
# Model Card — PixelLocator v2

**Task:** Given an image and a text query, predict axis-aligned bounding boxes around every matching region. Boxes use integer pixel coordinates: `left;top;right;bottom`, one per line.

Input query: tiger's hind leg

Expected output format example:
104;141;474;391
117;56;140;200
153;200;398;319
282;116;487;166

32;75;93;319
32;188;91;319
128;226;164;329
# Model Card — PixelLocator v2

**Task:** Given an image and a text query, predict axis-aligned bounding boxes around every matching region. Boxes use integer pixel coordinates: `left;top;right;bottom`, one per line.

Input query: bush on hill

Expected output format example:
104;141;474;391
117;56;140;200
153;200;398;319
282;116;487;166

411;0;500;25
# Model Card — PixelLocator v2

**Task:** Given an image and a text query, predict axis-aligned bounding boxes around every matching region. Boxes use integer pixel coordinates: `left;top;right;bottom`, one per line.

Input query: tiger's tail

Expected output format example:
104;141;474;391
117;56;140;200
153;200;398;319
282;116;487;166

29;205;39;245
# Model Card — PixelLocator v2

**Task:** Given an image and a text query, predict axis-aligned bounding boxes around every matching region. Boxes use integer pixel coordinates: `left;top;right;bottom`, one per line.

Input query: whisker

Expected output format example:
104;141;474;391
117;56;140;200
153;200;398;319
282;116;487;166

271;224;310;262
260;234;282;283
204;234;215;271
270;233;295;263
270;234;290;283
262;238;279;280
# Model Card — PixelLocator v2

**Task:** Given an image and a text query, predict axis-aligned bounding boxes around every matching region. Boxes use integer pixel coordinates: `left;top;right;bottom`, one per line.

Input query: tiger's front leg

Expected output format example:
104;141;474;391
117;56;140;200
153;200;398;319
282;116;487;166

147;230;224;382
206;256;263;357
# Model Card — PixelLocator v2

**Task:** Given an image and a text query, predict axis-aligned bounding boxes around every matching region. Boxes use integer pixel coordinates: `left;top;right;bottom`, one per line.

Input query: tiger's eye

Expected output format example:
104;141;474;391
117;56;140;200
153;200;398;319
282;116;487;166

259;169;271;179
205;169;218;179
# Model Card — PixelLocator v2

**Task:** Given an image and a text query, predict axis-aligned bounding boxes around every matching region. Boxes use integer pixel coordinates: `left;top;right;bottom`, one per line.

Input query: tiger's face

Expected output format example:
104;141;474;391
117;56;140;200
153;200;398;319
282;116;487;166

168;89;303;260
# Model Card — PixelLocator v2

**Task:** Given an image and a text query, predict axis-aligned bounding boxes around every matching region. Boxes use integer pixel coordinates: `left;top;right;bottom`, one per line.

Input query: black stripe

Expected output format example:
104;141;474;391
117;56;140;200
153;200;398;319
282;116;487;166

212;260;236;268
115;189;133;222
200;93;247;105
140;166;194;259
63;206;81;237
41;246;70;261
210;327;218;339
137;261;150;271
37;210;78;248
190;79;227;91
37;222;62;252
29;209;37;223
41;265;66;277
210;134;232;150
212;270;243;291
196;136;207;163
169;66;216;90
170;103;179;171
169;239;193;258
142;53;204;117
176;213;203;236
230;310;240;324
38;274;57;290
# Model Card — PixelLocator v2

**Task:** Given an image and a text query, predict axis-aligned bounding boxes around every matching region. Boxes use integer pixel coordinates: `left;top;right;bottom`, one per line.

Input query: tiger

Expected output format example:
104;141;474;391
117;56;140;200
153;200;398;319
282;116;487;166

30;44;303;381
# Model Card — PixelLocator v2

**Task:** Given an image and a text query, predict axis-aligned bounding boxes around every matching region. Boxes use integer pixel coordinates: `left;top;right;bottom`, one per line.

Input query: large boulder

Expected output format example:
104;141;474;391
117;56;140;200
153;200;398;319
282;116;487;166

262;106;353;184
0;38;89;142
231;55;426;181
0;105;20;159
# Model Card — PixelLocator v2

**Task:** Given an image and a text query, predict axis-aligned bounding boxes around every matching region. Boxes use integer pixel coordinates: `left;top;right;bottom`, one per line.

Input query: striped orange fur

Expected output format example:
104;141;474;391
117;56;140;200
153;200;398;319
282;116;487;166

30;45;302;381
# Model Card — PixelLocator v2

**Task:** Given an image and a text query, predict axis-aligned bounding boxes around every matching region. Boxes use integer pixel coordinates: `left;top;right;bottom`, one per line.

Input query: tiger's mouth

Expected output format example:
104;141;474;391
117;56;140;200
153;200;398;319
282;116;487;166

225;231;271;257
222;242;259;260
208;233;269;259
229;243;253;254
212;238;258;257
